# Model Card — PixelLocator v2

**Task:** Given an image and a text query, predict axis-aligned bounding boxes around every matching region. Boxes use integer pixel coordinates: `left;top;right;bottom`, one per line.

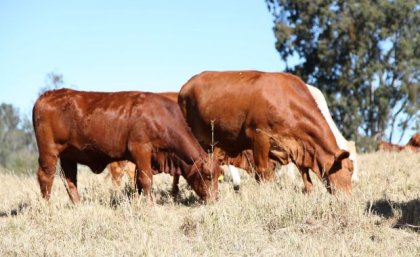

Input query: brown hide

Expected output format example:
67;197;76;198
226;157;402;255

379;138;420;153
378;141;405;152
158;92;179;103
33;88;220;203
407;133;420;148
179;71;353;193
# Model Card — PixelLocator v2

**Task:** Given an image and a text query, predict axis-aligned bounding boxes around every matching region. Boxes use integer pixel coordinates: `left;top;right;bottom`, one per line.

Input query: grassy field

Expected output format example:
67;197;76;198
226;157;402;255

0;151;419;257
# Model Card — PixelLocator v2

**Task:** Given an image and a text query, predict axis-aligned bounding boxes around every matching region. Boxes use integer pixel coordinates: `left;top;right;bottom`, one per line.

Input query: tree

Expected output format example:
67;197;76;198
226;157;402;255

38;72;64;96
266;0;419;151
0;103;37;171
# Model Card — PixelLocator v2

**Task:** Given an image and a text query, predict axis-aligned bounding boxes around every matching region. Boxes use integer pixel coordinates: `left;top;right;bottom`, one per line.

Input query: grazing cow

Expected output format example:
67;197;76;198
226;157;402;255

179;71;354;193
306;84;359;181
379;138;420;153
33;89;221;204
407;133;420;148
378;141;405;152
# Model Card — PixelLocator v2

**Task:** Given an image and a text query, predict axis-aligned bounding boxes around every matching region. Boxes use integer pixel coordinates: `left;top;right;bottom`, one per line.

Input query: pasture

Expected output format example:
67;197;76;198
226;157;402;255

0;151;419;257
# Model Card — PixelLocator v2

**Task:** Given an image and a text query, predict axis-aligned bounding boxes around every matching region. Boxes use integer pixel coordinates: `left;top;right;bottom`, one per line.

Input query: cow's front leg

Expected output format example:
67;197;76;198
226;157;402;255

171;174;180;197
129;143;154;205
297;166;313;193
60;157;80;203
252;132;271;182
136;168;154;204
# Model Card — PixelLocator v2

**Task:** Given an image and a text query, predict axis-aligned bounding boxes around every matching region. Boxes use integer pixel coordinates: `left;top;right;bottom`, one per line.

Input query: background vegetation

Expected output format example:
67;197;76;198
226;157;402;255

0;152;419;256
0;72;64;172
266;0;419;151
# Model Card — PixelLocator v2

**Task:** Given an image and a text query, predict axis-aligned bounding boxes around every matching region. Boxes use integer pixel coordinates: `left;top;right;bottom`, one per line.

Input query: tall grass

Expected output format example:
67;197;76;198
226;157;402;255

0;151;419;257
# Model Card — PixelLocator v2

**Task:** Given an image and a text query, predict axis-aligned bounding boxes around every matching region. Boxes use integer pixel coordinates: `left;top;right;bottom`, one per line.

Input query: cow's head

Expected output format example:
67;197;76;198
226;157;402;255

186;156;221;202
325;150;353;194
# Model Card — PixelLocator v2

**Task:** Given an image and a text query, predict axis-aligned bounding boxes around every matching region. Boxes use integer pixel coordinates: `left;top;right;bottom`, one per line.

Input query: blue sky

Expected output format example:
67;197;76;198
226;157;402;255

0;0;284;114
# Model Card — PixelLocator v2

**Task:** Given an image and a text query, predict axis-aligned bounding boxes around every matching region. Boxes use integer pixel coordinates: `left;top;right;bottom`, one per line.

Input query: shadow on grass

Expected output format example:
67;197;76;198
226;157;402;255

366;198;420;232
105;183;203;208
0;202;30;217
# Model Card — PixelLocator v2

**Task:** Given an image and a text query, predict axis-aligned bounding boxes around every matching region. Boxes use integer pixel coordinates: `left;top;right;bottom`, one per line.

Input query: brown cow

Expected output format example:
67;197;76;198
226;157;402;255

379;135;420;153
378;141;405;152
33;89;221;204
407;133;420;148
179;71;354;193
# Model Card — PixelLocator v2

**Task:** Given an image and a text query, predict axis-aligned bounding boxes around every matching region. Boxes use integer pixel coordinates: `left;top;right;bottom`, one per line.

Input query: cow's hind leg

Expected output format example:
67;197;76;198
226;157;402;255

129;144;154;204
37;152;58;200
60;158;80;203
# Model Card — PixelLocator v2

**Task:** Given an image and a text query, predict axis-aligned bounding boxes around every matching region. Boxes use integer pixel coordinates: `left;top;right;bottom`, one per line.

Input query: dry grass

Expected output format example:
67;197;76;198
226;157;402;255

0;151;419;257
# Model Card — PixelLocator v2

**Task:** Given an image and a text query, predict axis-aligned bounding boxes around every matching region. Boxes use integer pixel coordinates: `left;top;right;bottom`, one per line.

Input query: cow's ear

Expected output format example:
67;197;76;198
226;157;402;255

334;149;350;161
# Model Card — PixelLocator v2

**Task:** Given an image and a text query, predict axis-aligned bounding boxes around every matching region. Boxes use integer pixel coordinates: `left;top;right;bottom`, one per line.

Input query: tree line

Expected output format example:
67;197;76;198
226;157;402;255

0;73;64;172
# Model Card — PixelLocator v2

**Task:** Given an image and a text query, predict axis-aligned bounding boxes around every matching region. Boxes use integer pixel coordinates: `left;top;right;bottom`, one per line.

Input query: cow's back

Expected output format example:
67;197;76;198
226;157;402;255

33;88;193;168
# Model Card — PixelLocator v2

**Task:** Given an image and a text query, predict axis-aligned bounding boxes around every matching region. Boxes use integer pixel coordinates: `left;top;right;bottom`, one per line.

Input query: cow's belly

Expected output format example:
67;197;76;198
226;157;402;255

60;146;126;174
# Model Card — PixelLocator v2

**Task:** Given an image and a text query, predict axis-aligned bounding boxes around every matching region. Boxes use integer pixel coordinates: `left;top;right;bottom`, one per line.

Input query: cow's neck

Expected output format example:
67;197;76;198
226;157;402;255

171;132;207;165
271;136;335;179
306;84;352;158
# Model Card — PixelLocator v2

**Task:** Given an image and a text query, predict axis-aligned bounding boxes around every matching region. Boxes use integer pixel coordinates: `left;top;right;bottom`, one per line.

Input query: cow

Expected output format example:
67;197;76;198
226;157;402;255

32;88;221;204
306;84;359;181
178;71;354;194
378;141;405;152
379;137;420;153
407;133;420;148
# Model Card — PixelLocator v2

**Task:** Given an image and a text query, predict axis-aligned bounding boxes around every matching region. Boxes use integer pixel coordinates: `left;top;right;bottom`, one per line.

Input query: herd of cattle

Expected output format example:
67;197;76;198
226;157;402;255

32;71;419;204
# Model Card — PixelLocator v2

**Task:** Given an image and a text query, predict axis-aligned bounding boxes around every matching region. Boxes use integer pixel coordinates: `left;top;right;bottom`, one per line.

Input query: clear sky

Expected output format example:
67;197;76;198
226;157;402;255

0;0;284;114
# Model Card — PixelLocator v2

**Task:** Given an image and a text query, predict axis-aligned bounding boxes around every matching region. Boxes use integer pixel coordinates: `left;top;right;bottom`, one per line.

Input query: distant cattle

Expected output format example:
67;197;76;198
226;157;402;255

179;71;354;193
33;89;221;204
378;141;405;152
407;133;420;148
379;133;420;153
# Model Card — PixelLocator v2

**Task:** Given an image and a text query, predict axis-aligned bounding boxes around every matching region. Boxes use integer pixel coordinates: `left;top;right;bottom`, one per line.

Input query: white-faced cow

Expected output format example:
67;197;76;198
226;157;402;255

178;71;354;194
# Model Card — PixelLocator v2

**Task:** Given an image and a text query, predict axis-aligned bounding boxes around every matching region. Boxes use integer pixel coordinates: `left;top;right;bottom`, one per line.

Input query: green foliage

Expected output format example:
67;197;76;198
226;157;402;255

266;0;419;151
0;103;37;172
